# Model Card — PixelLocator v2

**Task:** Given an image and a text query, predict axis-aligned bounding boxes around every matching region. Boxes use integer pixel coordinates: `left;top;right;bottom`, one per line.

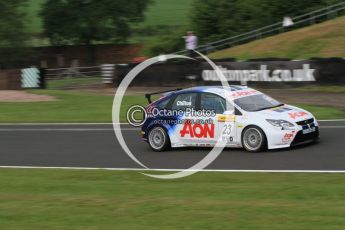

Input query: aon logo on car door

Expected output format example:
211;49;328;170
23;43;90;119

175;92;237;145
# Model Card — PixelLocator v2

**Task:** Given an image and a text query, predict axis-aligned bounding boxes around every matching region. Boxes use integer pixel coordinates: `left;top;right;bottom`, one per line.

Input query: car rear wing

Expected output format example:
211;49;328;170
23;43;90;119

145;88;182;104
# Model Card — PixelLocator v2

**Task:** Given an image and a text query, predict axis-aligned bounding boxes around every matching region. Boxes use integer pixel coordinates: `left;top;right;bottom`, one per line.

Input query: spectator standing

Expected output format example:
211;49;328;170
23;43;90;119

183;31;198;57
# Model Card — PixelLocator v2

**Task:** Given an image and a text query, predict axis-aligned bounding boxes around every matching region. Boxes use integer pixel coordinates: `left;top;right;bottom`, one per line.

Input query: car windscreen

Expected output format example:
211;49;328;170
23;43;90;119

234;94;283;112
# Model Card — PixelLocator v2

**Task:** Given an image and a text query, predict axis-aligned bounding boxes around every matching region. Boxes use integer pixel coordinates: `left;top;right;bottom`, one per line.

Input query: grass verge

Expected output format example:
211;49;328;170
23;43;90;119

295;104;345;120
0;90;343;123
0;169;345;229
0;90;146;123
295;86;345;94
47;77;102;89
209;16;345;60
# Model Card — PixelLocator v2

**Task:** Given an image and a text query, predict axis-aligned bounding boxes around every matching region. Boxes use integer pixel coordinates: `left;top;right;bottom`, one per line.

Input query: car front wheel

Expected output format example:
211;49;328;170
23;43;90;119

242;126;266;152
148;126;170;152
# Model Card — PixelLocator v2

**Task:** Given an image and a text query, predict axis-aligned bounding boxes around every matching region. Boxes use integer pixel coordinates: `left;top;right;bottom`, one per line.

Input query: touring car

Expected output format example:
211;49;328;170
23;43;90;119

141;86;319;152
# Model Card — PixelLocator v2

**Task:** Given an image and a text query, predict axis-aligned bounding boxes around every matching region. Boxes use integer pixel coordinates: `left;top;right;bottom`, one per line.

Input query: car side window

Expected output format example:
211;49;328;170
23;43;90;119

157;98;170;109
171;93;197;111
200;93;229;114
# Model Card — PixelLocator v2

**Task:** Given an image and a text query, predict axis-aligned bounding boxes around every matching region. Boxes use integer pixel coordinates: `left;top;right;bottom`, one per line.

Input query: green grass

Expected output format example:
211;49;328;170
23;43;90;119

296;104;345;120
47;77;102;89
209;16;345;60
0;90;343;123
0;169;345;229
295;85;345;93
0;90;147;123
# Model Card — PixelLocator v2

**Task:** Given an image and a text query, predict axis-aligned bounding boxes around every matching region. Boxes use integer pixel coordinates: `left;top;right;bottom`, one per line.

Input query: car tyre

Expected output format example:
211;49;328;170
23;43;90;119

242;126;267;152
148;126;170;152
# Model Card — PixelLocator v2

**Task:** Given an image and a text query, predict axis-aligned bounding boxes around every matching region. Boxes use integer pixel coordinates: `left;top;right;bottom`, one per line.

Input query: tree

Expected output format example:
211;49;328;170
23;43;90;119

41;0;151;45
145;27;187;56
191;0;273;44
0;0;29;68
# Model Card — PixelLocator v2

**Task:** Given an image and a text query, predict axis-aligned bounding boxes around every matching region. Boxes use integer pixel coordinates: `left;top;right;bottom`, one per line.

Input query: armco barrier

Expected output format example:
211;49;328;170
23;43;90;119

114;59;345;87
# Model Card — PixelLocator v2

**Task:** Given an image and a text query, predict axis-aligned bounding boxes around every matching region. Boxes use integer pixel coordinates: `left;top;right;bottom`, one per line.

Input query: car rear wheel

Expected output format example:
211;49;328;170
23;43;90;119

242;126;266;152
148;127;170;152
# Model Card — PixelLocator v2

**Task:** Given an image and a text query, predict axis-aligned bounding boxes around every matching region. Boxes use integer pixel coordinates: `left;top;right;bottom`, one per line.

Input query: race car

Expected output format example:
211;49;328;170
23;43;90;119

141;86;319;152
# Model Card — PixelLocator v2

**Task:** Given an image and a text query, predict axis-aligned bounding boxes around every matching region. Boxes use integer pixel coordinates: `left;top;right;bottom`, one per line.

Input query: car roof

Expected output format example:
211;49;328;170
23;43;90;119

165;85;251;96
153;85;261;105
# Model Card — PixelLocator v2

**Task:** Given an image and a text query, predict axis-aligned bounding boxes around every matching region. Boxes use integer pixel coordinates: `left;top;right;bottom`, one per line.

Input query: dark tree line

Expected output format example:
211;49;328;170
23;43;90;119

0;0;29;68
0;0;342;65
40;0;151;63
0;0;28;47
41;0;151;46
0;0;151;67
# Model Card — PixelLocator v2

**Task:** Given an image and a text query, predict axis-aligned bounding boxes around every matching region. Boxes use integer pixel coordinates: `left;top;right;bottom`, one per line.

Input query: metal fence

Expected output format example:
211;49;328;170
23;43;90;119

175;1;345;55
43;65;115;89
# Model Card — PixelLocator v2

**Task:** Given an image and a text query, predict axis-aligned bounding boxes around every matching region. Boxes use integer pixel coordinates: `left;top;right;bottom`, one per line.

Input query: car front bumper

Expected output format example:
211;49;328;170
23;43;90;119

290;127;319;146
266;120;319;150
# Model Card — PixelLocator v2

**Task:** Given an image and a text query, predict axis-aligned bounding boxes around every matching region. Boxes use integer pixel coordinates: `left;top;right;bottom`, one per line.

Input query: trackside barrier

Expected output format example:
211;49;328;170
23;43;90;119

0;69;21;90
44;66;102;89
21;68;41;89
114;59;345;87
27;64;116;89
101;64;115;84
45;66;101;79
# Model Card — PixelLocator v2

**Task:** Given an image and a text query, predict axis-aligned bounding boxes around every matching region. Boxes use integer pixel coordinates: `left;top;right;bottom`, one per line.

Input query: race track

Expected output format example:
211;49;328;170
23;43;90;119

0;121;344;171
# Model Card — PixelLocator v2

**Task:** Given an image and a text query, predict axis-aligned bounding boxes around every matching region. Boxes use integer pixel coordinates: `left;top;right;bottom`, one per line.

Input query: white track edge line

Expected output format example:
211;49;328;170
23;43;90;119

0;166;345;173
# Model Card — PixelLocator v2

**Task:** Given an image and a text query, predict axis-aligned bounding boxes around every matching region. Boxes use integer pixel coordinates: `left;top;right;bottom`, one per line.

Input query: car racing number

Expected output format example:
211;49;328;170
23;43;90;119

222;124;232;135
221;124;234;143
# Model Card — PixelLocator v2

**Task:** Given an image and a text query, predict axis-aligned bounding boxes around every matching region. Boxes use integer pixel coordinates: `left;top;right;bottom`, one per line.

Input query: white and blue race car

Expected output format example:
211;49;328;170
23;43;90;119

141;86;319;152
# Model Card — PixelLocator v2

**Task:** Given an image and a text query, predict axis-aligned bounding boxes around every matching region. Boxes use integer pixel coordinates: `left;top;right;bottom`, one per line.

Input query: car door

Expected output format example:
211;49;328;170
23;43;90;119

170;93;199;146
200;93;237;146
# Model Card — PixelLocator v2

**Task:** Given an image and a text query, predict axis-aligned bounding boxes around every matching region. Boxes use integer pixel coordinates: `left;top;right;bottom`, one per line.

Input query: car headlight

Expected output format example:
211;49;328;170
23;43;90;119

266;119;294;128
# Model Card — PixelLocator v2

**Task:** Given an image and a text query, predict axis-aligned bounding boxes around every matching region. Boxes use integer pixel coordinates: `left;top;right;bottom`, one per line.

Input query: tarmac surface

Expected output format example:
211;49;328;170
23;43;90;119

0;120;344;171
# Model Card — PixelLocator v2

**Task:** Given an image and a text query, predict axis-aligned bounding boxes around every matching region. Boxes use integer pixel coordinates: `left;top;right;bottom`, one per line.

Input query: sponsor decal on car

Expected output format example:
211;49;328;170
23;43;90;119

282;131;296;142
217;114;236;122
177;101;192;106
289;111;308;119
180;121;215;138
228;90;259;99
